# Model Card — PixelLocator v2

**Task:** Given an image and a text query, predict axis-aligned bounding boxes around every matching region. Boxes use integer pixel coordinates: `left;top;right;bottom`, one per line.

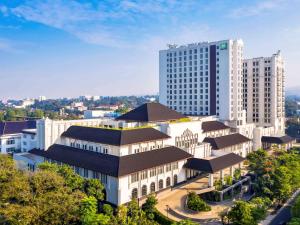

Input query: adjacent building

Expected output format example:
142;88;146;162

243;51;285;133
0;120;36;154
159;39;245;126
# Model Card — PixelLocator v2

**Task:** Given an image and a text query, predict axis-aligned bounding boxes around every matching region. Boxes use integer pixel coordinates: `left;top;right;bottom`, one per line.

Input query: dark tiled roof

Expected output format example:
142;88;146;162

202;121;230;133
0;121;36;135
203;133;250;150
261;135;295;144
116;102;186;122
61;126;170;146
184;153;245;173
30;144;192;177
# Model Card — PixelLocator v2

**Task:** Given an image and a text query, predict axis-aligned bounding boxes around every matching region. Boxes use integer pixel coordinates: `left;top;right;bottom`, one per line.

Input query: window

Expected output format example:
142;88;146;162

157;166;164;174
6;139;15;145
150;168;156;177
166;164;172;172
84;168;88;178
6;147;15;153
150;182;155;193
172;162;178;170
132;188;138;199
166;177;171;187
159;179;164;190
101;174;107;184
93;171;99;179
140;170;148;180
174;175;178;185
131;173;139;183
142;185;147;196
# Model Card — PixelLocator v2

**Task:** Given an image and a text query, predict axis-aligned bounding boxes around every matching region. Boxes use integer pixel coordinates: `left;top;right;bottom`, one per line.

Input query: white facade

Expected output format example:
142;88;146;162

0;133;21;154
243;51;285;134
159;39;245;125
21;129;37;152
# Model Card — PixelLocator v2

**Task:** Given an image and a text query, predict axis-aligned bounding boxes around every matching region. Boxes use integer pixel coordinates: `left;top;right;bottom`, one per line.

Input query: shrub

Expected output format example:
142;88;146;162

187;192;211;212
102;204;114;216
234;168;242;181
153;208;174;225
214;179;223;191
225;175;233;186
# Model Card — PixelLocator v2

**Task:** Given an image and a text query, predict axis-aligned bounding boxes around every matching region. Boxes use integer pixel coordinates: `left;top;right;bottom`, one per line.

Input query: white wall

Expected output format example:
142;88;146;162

0;134;22;154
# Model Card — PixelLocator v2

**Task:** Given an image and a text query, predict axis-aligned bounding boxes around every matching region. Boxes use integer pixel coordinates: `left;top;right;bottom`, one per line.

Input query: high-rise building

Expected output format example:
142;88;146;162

242;51;285;133
159;39;245;126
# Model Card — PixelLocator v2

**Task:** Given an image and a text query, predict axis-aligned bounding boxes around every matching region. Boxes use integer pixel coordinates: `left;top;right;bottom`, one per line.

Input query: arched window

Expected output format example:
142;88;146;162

142;185;147;196
150;182;155;193
174;174;178;185
132;188;138;199
166;177;171;187
159;179;164;190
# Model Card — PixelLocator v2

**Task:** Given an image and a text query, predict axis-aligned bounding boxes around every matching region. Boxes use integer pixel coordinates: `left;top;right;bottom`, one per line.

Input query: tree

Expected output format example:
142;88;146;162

0;111;4;121
84;179;105;201
31;109;44;118
5;109;16;121
288;217;300;225
273;166;292;203
0;156;86;225
186;192;211;212
80;196;110;225
143;194;158;214
227;201;256;225
102;204;114;216
38;162;85;191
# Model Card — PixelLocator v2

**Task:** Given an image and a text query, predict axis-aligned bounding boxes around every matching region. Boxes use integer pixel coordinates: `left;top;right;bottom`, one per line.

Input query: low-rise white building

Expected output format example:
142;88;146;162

15;103;293;206
0;121;36;154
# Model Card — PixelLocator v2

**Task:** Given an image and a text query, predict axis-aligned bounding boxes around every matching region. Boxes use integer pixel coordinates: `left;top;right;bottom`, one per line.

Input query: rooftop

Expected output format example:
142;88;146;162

30;144;192;177
261;135;295;144
61;125;170;146
0;120;36;136
116;102;186;122
184;153;245;173
201;121;230;133
203;133;250;150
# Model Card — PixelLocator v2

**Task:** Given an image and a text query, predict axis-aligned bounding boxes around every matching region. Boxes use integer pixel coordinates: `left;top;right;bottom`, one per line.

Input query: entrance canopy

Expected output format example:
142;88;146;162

184;153;245;173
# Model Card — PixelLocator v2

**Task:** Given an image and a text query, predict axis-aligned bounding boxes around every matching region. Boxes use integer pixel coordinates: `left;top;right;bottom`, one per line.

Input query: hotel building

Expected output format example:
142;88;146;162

242;51;285;133
159;39;245;126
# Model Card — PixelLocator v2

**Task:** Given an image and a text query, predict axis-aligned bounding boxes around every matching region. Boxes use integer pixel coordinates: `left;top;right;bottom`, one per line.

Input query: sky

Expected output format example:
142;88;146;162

0;0;300;100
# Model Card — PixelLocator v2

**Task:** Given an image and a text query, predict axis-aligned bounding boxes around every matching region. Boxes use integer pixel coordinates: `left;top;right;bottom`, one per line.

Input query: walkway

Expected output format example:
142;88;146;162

156;176;230;225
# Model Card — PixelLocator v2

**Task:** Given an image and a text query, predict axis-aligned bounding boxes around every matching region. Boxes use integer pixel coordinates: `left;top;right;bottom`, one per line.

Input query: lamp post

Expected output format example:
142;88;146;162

166;205;169;218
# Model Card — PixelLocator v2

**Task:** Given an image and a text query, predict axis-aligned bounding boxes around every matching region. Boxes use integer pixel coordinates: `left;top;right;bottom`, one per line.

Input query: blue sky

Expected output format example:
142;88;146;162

0;0;300;99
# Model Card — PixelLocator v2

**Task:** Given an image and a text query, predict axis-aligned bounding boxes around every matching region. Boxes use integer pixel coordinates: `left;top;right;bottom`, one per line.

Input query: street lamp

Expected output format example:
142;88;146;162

166;205;169;218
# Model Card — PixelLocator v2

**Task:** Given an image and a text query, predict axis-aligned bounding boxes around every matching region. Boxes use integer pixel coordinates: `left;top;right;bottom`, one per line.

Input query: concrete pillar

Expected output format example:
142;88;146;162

220;192;223;201
230;166;234;177
220;170;224;184
208;174;214;187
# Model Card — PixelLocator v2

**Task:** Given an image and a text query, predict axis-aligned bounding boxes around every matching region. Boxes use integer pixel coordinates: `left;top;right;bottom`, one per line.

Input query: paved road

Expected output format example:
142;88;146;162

269;205;292;225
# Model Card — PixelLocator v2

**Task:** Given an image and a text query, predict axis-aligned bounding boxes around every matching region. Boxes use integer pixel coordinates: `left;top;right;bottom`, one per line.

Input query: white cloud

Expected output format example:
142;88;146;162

1;0;206;48
228;0;283;18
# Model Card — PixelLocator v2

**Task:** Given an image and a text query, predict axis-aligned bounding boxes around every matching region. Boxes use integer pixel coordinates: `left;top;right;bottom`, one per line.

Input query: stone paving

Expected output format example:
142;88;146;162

156;176;230;224
156;174;251;224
